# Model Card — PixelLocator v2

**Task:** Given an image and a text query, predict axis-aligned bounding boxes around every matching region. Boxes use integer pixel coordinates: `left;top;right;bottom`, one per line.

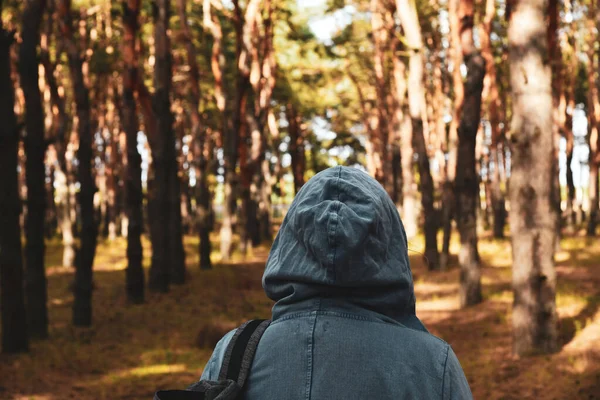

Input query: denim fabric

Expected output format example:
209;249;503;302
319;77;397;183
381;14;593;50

201;166;472;400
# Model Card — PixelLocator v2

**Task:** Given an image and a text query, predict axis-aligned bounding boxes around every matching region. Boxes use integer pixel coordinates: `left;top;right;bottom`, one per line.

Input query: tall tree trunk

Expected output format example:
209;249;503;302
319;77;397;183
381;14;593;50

508;0;558;355
236;0;261;255
396;0;439;270
547;0;563;244
0;10;29;353
220;0;250;260
178;0;211;269
369;0;391;190
455;0;484;307
40;14;75;267
480;0;506;239
148;0;186;288
441;0;464;269
390;33;418;239
246;0;275;247
57;0;98;327
122;0;145;303
586;3;600;236
564;25;578;229
203;0;228;260
19;0;49;338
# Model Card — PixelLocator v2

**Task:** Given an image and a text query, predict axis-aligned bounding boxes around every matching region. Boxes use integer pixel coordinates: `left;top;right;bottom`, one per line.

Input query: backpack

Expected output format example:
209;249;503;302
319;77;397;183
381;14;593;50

153;319;271;400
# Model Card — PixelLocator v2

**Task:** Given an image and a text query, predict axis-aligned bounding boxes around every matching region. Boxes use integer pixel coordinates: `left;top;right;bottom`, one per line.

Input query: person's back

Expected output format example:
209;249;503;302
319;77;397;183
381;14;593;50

200;166;472;400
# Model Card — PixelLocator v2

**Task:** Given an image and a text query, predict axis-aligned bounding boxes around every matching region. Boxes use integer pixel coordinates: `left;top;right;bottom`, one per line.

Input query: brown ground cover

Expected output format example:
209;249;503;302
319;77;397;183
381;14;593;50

0;233;598;399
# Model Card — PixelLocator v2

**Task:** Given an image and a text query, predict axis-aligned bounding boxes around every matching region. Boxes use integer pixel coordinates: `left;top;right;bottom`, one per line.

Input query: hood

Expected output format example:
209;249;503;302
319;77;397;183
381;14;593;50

263;166;425;331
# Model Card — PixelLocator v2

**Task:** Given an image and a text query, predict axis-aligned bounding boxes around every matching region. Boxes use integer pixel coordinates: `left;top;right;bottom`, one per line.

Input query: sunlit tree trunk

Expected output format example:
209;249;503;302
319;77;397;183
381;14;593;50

369;0;391;190
586;3;600;236
480;0;506;239
58;0;98;327
508;0;558;355
178;0;211;269
40;13;75;267
396;0;439;270
19;0;49;338
390;29;418;239
204;0;228;260
441;0;463;269
0;7;29;353
258;4;276;243
454;0;484;307
122;0;145;303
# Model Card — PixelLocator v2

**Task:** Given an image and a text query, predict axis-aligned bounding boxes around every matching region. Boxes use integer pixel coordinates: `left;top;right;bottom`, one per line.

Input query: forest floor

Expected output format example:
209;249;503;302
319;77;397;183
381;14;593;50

0;231;599;400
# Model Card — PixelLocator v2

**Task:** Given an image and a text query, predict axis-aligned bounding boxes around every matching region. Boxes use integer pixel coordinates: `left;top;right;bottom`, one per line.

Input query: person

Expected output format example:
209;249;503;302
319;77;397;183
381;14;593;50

200;166;473;399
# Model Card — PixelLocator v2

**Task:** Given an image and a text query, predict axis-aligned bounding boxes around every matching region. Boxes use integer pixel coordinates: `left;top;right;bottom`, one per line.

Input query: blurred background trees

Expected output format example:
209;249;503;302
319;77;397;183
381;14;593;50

0;0;598;359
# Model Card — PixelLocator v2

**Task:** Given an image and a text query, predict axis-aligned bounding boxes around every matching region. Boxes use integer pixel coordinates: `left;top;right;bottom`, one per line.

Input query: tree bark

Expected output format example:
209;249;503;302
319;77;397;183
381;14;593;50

548;0;563;242
508;0;558;355
178;0;211;269
480;0;506;239
454;0;484;307
58;0;99;327
203;0;229;260
0;13;29;353
19;0;49;338
586;3;600;236
563;25;578;229
148;0;186;289
40;13;75;267
369;0;391;190
440;0;462;269
122;0;145;303
396;0;439;270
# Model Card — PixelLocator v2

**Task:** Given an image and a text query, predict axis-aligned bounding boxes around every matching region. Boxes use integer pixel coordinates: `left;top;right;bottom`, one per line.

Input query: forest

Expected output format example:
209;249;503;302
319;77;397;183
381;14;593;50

0;0;599;398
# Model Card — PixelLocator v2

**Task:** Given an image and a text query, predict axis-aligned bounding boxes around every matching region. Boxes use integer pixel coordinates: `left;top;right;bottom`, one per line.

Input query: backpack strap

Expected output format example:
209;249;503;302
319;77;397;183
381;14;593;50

217;319;271;387
153;320;271;400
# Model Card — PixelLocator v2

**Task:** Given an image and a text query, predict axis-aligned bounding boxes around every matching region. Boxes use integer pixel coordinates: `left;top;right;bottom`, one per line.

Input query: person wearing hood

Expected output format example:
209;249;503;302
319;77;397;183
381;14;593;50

200;166;473;399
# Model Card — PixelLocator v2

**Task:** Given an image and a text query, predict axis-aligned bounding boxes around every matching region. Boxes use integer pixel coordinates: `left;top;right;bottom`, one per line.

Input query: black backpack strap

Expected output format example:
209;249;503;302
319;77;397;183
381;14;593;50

217;319;271;387
153;320;270;400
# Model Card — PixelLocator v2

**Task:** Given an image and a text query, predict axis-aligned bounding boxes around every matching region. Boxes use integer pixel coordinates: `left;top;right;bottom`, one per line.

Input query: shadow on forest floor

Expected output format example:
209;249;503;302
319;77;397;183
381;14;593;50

0;233;599;400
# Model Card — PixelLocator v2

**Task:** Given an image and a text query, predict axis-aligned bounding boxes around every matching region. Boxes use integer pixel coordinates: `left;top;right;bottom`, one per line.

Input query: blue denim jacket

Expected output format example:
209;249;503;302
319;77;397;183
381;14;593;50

201;166;473;399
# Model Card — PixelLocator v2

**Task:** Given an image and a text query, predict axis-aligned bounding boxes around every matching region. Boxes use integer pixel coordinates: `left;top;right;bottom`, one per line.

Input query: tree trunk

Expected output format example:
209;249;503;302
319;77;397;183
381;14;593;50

178;0;212;269
0;15;29;354
440;0;462;269
203;0;229;260
58;0;98;327
586;5;600;236
396;0;439;270
564;26;578;229
246;0;275;247
548;0;563;243
40;17;75;266
45;163;57;238
235;0;261;255
369;0;391;190
480;0;506;239
148;0;186;289
508;0;558;355
19;0;49;338
390;15;417;240
454;0;484;307
122;0;145;303
287;103;306;194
